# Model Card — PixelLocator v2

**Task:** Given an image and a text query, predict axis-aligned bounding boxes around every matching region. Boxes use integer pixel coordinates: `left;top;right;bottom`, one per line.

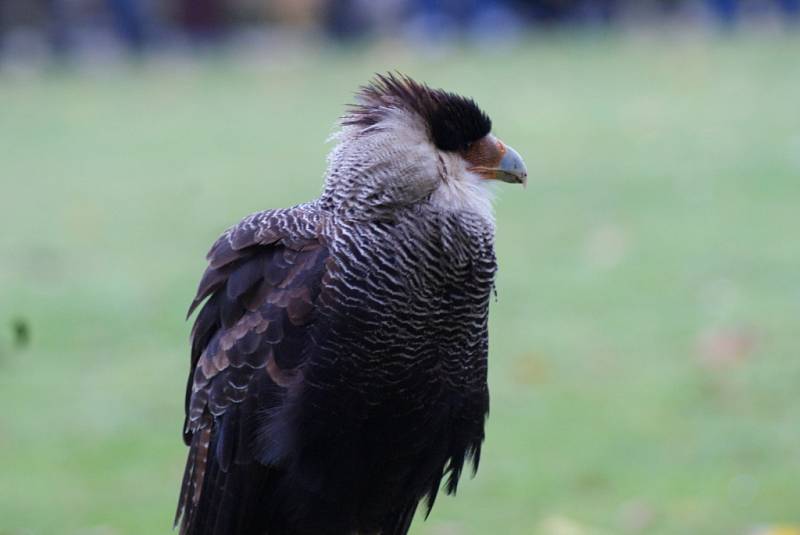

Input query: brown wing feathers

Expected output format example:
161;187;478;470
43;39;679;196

176;208;327;534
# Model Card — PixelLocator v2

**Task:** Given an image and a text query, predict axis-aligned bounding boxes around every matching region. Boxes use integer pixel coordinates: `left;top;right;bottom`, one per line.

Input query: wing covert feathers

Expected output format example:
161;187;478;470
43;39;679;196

176;206;327;534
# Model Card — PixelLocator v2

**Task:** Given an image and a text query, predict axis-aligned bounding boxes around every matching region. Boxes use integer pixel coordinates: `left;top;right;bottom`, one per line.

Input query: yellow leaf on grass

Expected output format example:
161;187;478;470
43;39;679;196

751;526;800;535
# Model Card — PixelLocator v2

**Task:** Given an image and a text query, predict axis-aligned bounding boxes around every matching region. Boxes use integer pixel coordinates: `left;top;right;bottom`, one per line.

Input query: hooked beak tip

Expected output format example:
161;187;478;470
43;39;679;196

495;144;528;185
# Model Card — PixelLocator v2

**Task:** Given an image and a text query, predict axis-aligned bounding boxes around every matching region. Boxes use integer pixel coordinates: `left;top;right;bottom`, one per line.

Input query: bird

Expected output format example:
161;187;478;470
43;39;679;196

175;73;527;535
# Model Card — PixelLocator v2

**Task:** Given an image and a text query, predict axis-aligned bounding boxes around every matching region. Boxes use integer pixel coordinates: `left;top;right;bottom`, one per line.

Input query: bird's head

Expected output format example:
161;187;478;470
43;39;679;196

322;73;527;222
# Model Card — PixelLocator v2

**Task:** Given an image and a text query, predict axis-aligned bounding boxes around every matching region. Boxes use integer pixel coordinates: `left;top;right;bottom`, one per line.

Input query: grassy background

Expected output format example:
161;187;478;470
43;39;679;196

1;33;799;535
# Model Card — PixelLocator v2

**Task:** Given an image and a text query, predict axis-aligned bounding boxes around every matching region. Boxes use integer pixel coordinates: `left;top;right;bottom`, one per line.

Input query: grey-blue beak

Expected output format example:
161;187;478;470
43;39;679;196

494;144;527;185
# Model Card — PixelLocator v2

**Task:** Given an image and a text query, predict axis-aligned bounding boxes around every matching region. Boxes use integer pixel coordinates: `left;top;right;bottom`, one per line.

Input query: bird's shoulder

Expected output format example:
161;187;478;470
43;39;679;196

184;203;330;427
202;203;324;270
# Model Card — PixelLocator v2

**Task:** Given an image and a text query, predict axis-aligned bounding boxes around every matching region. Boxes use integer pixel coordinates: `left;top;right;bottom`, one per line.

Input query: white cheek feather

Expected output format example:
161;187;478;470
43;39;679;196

430;154;497;226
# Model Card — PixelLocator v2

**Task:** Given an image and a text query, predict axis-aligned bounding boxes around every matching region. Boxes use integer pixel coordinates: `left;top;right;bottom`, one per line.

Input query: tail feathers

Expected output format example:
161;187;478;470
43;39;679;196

380;503;418;535
177;422;277;535
176;423;212;533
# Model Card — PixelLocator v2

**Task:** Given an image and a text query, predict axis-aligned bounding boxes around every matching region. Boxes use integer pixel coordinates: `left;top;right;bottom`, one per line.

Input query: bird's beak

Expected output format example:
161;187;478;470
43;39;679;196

492;144;527;185
470;141;528;186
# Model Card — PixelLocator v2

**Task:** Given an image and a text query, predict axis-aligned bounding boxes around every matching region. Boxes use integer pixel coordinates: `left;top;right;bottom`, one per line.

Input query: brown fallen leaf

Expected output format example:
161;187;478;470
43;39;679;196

539;515;610;535
696;326;757;369
748;526;800;535
512;351;549;385
618;500;656;533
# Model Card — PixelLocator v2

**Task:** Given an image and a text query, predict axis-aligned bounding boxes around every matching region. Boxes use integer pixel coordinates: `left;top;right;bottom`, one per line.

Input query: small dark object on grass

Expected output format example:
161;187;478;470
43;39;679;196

12;317;30;349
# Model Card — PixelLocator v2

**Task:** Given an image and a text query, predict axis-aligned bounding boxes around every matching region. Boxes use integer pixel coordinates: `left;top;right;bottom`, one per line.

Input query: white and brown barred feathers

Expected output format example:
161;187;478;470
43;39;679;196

176;74;498;535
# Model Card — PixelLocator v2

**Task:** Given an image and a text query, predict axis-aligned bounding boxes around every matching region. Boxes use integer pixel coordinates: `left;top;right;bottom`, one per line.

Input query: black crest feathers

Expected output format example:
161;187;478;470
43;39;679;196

344;73;492;152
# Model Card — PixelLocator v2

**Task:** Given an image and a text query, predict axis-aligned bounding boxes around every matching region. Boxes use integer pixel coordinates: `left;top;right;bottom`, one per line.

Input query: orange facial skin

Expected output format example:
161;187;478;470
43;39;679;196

462;135;527;185
463;136;507;179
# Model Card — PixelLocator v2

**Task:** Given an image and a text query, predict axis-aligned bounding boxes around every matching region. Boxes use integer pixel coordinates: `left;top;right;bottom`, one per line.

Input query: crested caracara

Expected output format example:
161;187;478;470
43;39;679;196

176;73;527;535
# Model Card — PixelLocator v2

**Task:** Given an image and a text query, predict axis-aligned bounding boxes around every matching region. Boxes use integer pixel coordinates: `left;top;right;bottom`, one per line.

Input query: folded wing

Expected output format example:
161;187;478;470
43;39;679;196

176;206;329;535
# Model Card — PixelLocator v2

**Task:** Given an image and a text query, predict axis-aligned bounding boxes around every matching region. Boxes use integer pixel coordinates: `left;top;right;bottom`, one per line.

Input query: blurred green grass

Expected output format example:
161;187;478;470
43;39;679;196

1;33;799;535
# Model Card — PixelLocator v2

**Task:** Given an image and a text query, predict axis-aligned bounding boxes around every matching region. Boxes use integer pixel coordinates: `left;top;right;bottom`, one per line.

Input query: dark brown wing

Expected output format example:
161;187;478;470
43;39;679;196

175;206;329;535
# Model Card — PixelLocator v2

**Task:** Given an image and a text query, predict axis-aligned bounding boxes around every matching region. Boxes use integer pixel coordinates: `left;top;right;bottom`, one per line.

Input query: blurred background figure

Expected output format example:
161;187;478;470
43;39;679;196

707;0;739;24
515;0;618;25
323;0;372;41
107;0;149;52
705;0;800;25
405;0;522;44
45;0;71;58
179;0;227;44
0;0;152;62
1;0;798;64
